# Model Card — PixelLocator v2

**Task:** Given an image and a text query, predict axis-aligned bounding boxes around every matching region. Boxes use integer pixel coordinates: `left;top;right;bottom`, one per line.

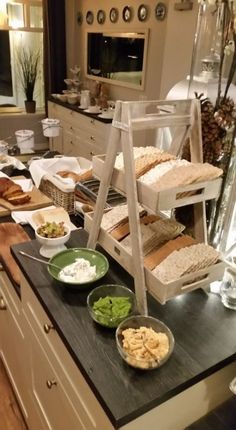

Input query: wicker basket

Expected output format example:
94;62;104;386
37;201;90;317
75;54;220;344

39;177;75;214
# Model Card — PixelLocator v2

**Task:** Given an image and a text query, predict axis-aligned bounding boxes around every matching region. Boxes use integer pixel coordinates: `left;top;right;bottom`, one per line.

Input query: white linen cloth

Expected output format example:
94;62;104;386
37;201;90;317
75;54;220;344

11;205;77;230
29;156;91;188
0;172;33;191
0;155;26;171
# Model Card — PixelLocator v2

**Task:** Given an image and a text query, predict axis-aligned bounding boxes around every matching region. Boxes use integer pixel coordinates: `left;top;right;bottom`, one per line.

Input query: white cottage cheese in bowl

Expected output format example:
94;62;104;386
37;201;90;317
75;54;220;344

59;258;96;283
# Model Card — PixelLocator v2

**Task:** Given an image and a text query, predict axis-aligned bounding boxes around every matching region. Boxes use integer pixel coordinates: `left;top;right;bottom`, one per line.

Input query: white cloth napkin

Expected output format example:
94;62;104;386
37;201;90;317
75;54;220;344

0;155;26;170
11;205;78;231
29;157;86;188
13;178;33;192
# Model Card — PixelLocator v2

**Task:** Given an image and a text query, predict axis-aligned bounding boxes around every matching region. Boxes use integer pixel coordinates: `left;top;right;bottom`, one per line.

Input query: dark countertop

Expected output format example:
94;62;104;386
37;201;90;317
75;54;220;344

11;230;236;429
48;97;113;124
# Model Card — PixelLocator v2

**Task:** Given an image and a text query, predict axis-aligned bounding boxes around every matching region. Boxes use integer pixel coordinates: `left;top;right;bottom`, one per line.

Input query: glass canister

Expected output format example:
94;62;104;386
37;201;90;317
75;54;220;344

220;266;236;310
80;90;90;109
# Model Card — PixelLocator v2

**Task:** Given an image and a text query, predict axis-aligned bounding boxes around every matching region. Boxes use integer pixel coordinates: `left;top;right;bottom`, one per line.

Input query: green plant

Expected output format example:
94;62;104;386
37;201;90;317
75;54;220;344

17;47;40;102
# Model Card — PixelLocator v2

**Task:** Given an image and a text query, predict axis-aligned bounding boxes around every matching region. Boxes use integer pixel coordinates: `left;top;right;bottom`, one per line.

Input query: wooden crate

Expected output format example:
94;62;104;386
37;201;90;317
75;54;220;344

93;155;222;211
85;212;225;304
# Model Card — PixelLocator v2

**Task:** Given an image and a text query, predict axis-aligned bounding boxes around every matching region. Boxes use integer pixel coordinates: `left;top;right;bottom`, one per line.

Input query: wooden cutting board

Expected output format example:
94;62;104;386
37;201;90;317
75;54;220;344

0;223;31;284
0;178;53;216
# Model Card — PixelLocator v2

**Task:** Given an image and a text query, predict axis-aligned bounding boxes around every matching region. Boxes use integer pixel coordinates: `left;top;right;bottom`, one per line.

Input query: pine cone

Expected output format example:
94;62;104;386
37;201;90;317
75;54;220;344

214;97;236;129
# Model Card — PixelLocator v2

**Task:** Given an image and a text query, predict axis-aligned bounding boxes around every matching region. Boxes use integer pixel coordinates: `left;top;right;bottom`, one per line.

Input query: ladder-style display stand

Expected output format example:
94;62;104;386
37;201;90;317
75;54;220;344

87;99;207;315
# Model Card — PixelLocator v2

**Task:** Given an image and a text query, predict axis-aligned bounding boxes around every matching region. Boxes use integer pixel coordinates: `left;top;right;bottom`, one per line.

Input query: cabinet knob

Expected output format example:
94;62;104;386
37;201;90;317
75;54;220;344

90;136;95;142
90;151;95;156
70;126;73;131
43;323;54;334
90;119;95;124
46;379;57;389
0;296;6;310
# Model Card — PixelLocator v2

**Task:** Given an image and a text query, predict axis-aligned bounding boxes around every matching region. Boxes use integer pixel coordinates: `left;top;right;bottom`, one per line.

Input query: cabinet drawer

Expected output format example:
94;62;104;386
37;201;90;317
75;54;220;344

21;276;113;430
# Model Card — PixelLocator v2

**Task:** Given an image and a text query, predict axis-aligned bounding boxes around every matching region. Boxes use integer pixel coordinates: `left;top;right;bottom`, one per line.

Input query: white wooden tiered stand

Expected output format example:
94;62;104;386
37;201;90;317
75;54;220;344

87;99;222;315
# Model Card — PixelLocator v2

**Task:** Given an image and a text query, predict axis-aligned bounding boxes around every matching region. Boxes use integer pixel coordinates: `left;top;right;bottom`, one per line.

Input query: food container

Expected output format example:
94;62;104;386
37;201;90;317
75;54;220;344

116;315;175;370
67;93;78;105
57;94;67;103
35;223;71;258
47;248;109;288
41;118;60;137
15;130;34;153
84;212;225;304
87;284;136;328
0;140;8;154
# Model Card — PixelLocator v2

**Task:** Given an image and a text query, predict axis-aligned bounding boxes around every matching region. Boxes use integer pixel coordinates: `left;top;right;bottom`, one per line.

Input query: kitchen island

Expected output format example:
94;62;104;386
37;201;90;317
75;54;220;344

2;229;236;429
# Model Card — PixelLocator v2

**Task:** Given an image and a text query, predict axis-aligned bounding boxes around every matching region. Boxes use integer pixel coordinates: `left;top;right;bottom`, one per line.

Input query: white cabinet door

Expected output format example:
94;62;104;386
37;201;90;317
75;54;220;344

24;313;90;430
0;272;29;421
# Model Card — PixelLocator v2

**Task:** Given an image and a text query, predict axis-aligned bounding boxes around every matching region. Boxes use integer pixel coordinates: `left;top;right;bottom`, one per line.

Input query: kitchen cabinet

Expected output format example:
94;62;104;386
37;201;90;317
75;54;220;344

0;269;30;422
48;101;111;158
21;273;113;430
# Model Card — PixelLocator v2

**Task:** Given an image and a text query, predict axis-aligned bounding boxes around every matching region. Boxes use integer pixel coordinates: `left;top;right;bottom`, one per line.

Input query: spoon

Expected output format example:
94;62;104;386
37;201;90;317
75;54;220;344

19;251;62;271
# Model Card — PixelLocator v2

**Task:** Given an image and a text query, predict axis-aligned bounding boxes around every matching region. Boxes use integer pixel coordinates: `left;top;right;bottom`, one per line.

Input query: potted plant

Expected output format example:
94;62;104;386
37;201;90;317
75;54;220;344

17;47;40;113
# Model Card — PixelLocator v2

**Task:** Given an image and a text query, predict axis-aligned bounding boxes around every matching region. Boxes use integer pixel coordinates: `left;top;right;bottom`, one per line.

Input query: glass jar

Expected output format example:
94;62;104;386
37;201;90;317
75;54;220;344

220;267;236;310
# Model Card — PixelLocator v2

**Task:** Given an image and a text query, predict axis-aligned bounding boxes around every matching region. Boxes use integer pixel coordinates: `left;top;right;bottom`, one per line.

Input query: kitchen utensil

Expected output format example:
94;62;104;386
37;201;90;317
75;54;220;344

19;251;62;270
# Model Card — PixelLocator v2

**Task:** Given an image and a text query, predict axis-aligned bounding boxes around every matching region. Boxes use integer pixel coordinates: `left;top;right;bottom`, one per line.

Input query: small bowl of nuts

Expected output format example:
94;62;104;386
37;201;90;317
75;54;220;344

35;221;71;258
116;315;174;370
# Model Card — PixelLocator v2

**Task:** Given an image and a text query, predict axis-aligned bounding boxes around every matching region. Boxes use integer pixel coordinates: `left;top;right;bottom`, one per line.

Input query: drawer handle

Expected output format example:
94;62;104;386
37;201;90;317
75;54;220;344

90;136;95;142
43;323;54;334
46;379;57;389
0;296;6;310
90;151;95;156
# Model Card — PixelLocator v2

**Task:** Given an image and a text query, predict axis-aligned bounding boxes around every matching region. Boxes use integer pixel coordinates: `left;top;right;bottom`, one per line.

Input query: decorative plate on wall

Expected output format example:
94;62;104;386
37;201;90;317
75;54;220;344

155;2;167;21
122;6;133;22
138;4;148;22
86;10;94;25
77;11;83;25
97;9;106;24
109;7;119;23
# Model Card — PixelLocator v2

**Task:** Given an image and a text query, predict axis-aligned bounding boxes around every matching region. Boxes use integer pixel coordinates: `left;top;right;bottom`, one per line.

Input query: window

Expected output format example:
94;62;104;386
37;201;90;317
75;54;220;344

0;0;44;109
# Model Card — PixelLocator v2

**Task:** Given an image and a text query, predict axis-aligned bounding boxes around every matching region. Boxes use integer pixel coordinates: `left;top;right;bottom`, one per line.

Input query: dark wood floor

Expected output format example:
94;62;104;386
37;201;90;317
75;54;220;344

186;395;236;430
0;359;27;430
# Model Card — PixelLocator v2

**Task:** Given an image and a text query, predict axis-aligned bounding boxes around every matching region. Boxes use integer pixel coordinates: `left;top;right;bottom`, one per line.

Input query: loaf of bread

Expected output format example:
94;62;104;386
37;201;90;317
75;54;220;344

0;177;13;197
0;177;31;205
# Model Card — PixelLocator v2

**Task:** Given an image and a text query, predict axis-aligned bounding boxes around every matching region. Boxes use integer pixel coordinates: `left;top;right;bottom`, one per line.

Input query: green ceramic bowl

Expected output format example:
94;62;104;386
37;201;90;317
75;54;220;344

48;248;109;287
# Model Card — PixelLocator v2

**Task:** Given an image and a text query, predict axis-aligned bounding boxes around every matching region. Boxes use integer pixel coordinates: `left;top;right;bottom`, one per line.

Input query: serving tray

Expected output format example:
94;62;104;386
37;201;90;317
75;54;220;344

93;155;222;211
0;179;53;216
85;212;225;304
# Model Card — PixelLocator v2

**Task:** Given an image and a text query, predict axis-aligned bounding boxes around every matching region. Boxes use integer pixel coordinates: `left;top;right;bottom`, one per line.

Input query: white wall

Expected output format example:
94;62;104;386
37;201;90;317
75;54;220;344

65;0;198;101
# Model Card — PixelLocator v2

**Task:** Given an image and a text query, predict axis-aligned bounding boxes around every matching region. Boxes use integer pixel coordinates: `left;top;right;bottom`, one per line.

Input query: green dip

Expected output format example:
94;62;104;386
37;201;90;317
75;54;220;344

92;296;132;327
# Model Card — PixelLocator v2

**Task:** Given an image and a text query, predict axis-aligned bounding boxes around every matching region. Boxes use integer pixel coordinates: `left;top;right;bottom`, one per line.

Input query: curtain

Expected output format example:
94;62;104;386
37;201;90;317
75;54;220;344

43;0;67;110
